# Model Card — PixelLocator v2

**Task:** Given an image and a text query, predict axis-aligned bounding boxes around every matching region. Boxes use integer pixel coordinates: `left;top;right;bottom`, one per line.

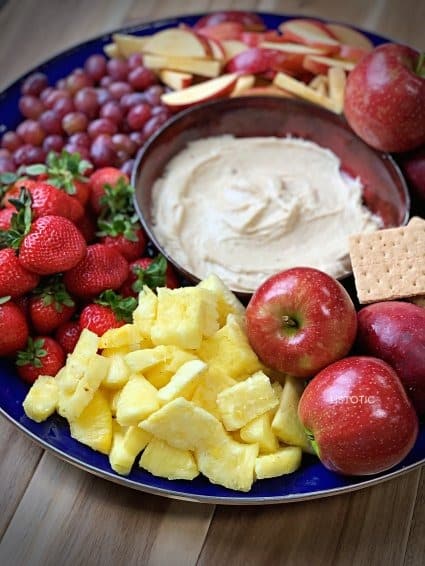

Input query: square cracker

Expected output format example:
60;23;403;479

349;218;425;304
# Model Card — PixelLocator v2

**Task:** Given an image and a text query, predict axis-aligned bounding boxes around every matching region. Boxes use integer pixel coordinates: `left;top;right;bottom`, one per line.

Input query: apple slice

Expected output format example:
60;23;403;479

279;19;341;52
196;22;244;42
161;73;238;110
260;42;326;55
325;23;374;51
207;38;226;61
159;69;193;90
303;55;355;75
230;74;255;96
233;85;294;98
328;66;346;113
308;74;328;96
273;71;340;113
225;47;311;75
143;28;211;59
338;44;370;63
104;43;120;58
112;33;148;57
193;11;265;32
144;54;221;78
221;39;249;62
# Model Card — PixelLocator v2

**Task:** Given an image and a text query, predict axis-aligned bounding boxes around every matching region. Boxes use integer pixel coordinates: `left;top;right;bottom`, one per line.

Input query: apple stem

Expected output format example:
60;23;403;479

415;52;425;77
282;315;298;328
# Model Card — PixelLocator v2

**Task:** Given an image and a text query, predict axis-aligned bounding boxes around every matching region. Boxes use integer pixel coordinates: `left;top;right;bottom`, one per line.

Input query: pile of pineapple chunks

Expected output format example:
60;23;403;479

23;275;312;492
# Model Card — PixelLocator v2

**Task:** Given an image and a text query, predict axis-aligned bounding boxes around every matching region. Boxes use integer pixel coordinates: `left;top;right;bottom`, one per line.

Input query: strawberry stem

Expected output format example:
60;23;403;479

16;337;47;368
32;274;75;312
132;255;167;293
95;290;137;322
0;188;33;250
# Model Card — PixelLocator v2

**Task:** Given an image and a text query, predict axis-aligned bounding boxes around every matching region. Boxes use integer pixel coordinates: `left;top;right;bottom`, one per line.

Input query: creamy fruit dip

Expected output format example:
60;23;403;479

151;135;382;293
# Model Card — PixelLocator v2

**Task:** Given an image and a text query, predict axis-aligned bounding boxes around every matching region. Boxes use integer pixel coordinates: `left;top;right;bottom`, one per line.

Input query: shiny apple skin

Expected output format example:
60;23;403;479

298;356;419;475
357;301;425;415
246;267;357;378
399;146;425;203
344;43;425;152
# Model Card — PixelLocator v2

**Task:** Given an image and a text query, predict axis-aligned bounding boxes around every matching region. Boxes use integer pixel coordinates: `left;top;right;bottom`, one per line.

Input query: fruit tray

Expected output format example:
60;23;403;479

1;12;424;504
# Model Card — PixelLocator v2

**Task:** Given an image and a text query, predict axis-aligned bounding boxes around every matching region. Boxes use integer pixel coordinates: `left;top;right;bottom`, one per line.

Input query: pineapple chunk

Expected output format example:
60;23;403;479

240;411;279;454
23;375;58;422
191;368;236;419
116;375;160;426
69;390;112;454
272;380;284;401
196;436;258;492
124;345;168;373
144;345;197;388
139;397;227;451
217;371;278;431
102;355;130;389
132;286;158;338
59;328;99;394
140;438;199;480
109;421;151;475
150;287;218;350
101;346;132;357
255;446;302;479
157;359;206;404
198;274;245;327
197;314;262;380
99;324;144;350
271;376;313;453
58;354;110;421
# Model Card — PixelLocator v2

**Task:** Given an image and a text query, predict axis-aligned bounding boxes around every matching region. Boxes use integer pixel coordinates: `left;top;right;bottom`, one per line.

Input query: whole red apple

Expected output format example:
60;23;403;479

356;301;425;415
246;267;357;378
298;356;419;475
344;43;425;152
399;146;425;203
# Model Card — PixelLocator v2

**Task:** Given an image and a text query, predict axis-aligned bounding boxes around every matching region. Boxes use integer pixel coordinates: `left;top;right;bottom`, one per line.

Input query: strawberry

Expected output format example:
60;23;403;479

0;248;40;297
24;150;93;206
29;275;76;334
5;178;84;222
0;189;87;275
120;254;179;297
79;289;137;336
98;223;147;261
55;320;81;354
64;243;129;298
90;167;129;214
0;296;29;356
0;207;14;230
75;212;97;243
16;336;65;383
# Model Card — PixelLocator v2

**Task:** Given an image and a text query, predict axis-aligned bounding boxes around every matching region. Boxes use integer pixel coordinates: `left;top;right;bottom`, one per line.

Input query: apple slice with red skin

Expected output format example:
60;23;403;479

159;69;193;90
143;28;212;58
232;84;294;98
196;22;244;42
161;73;238;110
230;74;255;96
206;37;226;61
246;267;357;378
193;11;265;31
279;19;341;53
338;44;370;63
144;54;221;78
298;356;419;475
325;23;374;51
225;47;311;75
356;301;425;416
344;43;425;152
303;55;355;75
221;39;249;62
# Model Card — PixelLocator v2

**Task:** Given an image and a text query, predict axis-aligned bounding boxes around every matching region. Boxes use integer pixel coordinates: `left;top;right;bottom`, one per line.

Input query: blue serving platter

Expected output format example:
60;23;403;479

1;12;424;504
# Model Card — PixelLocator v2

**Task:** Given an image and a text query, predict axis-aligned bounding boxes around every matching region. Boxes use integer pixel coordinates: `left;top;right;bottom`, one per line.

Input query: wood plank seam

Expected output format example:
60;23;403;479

402;470;422;566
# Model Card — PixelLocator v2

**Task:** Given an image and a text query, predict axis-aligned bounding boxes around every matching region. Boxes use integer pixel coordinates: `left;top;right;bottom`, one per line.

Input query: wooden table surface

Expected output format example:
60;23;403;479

0;1;424;565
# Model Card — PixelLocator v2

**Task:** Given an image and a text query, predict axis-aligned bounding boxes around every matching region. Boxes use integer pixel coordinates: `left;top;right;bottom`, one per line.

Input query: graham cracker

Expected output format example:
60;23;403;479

349;217;425;304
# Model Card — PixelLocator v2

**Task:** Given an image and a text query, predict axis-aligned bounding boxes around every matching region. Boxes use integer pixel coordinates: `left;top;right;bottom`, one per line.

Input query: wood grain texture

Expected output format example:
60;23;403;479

0;1;424;565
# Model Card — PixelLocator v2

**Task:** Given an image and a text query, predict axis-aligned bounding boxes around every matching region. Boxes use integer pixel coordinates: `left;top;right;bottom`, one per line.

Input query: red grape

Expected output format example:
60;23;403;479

0;149;11;159
0;156;16;173
107;58;129;81
62;112;89;135
19;95;45;120
69;132;91;148
127;53;143;70
100;100;124;124
108;81;133;100
142;114;168;140
120;159;135;177
40;86;54;104
17;120;45;146
100;75;113;88
74;87;100;118
116;150;130;166
66;70;93;94
129;131;145;148
120;92;146;113
1;131;22;152
54;96;75;119
39;110;63;135
43;88;71;110
90;134;117;167
95;87;113;106
112;133;137;156
21;72;48;96
64;143;90;160
88;118;117;139
128;66;157;91
43;135;65;153
144;85;164;106
127;103;152;130
84;54;107;82
14;145;46;166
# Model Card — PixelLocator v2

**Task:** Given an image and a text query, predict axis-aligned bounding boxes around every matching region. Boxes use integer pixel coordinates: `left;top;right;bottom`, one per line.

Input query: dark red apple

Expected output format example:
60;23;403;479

344;43;425;152
356;301;425;415
298;356;419;475
246;267;357;378
398;146;425;203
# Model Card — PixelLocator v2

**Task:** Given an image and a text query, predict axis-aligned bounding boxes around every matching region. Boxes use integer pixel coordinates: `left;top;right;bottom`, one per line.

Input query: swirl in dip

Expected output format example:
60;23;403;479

151;135;382;293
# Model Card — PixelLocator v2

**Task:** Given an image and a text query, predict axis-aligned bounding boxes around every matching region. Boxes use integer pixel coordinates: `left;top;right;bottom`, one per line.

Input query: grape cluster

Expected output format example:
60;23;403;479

0;53;172;176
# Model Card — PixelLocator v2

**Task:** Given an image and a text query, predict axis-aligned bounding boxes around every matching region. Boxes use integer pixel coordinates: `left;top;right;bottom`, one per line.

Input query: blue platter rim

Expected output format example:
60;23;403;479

1;11;423;505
